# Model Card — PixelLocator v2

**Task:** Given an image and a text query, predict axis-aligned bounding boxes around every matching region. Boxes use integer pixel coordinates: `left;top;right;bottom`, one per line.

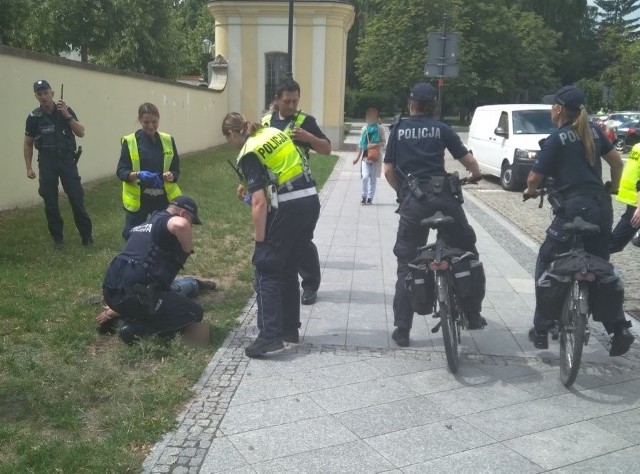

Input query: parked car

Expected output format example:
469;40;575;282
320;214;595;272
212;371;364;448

614;120;640;151
467;104;554;191
606;112;640;130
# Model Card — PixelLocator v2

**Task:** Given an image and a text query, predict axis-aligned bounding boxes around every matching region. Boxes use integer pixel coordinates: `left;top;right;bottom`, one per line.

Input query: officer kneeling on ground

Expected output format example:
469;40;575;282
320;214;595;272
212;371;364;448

102;196;209;346
384;83;487;347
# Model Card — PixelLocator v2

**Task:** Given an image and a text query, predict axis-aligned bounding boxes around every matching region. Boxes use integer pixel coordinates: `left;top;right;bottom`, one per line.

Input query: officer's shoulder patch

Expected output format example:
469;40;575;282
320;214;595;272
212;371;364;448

30;108;43;118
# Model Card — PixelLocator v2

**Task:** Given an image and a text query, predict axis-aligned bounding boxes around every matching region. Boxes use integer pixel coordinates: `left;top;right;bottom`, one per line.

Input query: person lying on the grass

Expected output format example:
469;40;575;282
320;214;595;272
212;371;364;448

96;276;217;331
101;196;209;346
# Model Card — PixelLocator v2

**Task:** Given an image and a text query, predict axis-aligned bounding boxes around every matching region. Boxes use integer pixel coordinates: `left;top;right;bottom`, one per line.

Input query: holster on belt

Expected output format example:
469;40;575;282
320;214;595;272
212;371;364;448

128;283;160;315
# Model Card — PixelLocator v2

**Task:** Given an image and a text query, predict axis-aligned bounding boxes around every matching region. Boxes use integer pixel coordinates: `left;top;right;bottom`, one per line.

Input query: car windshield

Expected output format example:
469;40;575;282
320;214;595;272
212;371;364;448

512;110;555;135
611;114;640;122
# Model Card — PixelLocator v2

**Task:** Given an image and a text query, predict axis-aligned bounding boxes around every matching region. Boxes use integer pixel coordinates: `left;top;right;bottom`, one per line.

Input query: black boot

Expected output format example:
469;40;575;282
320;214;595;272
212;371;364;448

610;328;634;357
467;312;487;330
528;327;549;349
245;337;284;358
392;328;410;347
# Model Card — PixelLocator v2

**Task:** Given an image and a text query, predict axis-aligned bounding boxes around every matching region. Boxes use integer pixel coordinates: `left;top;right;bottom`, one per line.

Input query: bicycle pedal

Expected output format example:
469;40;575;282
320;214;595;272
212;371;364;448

431;321;442;334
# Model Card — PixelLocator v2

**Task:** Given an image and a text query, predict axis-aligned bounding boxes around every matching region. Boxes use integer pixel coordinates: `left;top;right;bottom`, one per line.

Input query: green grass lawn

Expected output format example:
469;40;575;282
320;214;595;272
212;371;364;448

0;146;338;473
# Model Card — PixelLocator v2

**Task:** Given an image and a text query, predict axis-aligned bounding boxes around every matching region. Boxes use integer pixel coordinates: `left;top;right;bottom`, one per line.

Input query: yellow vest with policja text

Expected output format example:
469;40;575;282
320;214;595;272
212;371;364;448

237;127;305;187
121;132;182;212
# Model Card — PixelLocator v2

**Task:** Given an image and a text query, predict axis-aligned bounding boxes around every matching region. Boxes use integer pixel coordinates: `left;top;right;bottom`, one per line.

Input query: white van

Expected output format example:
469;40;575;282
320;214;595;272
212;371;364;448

467;104;554;191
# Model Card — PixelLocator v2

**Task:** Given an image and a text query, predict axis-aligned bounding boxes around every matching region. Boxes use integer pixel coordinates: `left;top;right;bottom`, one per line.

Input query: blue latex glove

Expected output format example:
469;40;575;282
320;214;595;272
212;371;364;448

138;171;163;188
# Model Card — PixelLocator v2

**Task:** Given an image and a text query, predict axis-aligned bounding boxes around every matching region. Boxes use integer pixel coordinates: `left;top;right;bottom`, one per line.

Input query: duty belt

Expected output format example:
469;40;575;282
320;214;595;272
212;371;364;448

278;187;318;203
278;172;312;192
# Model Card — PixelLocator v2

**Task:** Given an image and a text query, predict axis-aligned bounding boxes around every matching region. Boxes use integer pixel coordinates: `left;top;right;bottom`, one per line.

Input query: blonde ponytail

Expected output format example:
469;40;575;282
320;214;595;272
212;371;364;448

572;107;596;167
222;112;262;137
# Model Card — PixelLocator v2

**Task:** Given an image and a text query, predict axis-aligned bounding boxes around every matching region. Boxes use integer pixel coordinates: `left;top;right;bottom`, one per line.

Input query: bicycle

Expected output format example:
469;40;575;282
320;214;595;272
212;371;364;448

524;189;602;387
414;211;470;373
552;217;601;387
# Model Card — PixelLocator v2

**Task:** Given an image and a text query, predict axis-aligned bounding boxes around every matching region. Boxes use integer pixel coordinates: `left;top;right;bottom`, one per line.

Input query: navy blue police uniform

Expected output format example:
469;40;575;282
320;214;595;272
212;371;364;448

532;119;630;334
240;147;320;343
264;111;329;296
25;81;92;244
117;130;181;239
102;197;203;343
385;103;482;333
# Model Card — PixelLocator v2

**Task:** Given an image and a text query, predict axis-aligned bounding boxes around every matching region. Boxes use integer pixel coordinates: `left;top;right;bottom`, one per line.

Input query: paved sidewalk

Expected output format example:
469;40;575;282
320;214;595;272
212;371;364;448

144;132;640;473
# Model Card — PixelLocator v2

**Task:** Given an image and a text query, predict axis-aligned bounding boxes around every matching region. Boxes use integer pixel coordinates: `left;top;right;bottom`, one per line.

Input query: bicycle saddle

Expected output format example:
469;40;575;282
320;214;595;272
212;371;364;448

420;211;455;229
561;217;601;236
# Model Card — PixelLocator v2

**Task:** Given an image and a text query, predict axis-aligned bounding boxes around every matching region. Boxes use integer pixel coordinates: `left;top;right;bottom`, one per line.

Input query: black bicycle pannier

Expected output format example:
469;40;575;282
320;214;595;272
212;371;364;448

451;252;486;300
406;264;435;315
536;274;571;321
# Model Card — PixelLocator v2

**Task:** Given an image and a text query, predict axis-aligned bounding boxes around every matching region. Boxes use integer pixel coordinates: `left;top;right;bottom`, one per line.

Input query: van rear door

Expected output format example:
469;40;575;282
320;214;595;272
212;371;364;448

469;108;502;176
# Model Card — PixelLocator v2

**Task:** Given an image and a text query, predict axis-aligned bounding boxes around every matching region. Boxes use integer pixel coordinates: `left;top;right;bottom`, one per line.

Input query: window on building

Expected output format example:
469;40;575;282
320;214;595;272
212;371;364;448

265;53;288;109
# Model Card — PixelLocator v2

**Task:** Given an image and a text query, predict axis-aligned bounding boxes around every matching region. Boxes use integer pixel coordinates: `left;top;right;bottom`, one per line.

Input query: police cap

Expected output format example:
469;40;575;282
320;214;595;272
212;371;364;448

33;80;51;92
543;85;585;112
410;83;438;101
170;195;203;225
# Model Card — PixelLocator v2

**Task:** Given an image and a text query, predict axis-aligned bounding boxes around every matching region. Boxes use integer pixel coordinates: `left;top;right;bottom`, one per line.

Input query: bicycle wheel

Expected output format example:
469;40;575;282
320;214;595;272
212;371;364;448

436;273;459;373
559;281;588;387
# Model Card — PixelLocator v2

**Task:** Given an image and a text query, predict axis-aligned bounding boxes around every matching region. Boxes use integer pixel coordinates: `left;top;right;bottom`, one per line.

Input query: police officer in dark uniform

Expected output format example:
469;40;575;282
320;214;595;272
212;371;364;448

262;78;331;306
23;80;93;247
224;112;321;357
102;195;208;345
524;85;634;356
384;83;487;347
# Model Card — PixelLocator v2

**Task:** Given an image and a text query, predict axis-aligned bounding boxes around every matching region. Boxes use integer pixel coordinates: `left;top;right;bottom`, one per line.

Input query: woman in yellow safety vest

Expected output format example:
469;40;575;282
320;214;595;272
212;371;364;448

117;102;182;239
223;112;320;358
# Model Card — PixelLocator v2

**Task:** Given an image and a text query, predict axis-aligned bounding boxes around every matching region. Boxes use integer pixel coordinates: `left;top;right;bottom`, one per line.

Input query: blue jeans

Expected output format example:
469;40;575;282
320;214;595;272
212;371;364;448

170;277;199;298
361;161;378;200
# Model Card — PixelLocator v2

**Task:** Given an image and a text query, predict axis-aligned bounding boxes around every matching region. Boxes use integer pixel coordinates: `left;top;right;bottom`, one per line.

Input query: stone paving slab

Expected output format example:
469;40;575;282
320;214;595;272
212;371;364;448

144;130;640;473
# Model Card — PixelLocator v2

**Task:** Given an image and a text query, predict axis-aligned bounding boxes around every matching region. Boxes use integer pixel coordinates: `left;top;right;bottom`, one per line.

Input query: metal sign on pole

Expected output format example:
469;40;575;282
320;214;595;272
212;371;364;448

424;13;459;119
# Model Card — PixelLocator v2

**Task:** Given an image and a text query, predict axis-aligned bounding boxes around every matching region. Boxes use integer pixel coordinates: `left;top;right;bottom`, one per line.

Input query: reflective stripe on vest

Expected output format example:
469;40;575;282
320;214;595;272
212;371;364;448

237;127;305;186
121;132;182;212
617;144;640;206
261;110;307;129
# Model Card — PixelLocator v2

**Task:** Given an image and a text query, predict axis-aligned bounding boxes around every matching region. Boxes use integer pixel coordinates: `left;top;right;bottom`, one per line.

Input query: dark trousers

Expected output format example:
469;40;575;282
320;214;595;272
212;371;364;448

298;241;321;291
38;155;92;241
610;205;637;253
253;195;321;338
534;194;627;333
122;195;168;240
104;286;203;339
393;194;479;330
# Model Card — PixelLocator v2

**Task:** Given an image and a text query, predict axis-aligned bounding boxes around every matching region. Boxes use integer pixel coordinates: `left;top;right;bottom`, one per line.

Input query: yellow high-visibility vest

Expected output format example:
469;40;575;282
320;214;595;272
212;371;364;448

121;132;182;212
237;127;305;186
617;143;640;206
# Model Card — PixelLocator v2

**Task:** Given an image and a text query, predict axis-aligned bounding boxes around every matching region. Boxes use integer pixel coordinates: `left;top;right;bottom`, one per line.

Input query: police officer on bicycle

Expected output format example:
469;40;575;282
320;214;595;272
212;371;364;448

224;112;320;357
524;85;634;356
24;80;93;247
384;83;487;347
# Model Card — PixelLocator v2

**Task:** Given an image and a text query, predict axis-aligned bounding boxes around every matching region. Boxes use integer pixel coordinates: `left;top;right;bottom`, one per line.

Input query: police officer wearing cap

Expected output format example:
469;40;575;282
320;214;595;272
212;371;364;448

525;85;634;356
223;112;320;358
102;195;208;345
384;83;487;347
261;78;331;307
24;80;93;247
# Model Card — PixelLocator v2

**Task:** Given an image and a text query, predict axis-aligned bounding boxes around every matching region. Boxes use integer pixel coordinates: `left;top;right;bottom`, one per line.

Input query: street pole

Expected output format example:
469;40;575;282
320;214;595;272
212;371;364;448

287;0;294;78
438;13;447;120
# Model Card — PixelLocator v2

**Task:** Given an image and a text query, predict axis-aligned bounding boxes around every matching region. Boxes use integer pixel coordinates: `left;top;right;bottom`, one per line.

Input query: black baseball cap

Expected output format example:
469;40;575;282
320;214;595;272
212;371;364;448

543;85;585;111
170;195;202;225
33;80;51;92
410;82;438;101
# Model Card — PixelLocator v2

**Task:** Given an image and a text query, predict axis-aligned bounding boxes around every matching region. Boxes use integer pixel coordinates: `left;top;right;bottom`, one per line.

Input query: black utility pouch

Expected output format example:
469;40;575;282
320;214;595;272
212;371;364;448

430;176;446;195
406;264;435;315
451;254;486;300
448;173;464;204
130;283;160;315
